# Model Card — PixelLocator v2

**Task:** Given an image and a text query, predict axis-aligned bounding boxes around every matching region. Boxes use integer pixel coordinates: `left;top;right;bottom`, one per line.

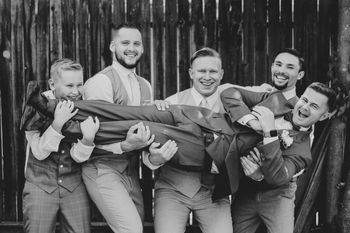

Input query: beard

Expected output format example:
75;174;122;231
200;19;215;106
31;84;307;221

272;81;288;90
115;51;141;69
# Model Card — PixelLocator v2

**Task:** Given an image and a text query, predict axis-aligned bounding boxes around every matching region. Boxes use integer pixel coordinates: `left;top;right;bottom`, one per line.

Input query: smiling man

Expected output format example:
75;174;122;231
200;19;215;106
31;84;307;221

80;23;158;233
221;82;340;233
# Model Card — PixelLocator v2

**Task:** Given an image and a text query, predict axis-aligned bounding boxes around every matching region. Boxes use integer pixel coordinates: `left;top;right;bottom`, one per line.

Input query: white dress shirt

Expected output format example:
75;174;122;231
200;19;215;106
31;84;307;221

25;90;95;172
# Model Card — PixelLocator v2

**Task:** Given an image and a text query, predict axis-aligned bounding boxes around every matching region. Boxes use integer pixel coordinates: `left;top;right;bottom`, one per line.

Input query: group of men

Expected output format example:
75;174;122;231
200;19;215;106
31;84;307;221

21;22;341;233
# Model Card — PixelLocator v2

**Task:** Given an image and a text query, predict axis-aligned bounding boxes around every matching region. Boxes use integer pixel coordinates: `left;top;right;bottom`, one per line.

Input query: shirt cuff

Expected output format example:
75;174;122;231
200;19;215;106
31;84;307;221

237;114;256;126
46;125;65;150
70;139;95;163
142;152;162;170
263;136;279;145
96;142;123;155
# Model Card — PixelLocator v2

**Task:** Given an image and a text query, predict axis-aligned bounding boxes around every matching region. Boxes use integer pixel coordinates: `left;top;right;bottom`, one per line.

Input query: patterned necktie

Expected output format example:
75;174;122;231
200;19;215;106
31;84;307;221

200;98;210;109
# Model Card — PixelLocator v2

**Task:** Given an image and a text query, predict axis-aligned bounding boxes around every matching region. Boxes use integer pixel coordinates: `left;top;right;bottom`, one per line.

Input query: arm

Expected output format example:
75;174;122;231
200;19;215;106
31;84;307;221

25;127;64;160
257;138;311;186
220;86;270;123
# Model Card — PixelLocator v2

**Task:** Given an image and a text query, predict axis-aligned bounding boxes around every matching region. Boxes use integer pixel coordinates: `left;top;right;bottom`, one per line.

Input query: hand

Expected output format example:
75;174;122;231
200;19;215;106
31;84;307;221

52;100;78;133
121;122;155;152
251;106;275;133
247;147;262;166
246;119;263;131
81;116;100;146
149;140;178;166
240;155;264;181
154;100;170;111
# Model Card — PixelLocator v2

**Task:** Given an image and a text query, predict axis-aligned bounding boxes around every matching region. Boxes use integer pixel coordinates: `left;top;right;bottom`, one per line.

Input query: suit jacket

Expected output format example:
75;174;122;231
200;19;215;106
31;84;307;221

220;87;312;195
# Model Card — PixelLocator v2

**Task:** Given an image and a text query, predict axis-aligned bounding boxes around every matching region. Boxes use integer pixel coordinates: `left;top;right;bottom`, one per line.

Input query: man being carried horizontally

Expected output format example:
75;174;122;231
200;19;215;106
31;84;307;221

22;82;344;208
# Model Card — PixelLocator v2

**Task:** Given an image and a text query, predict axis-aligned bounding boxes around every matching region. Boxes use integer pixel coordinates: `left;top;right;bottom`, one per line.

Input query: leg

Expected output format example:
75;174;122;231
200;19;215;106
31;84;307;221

192;189;232;233
22;181;59;233
154;188;191;233
258;183;296;233
82;162;143;233
59;183;90;233
232;194;261;233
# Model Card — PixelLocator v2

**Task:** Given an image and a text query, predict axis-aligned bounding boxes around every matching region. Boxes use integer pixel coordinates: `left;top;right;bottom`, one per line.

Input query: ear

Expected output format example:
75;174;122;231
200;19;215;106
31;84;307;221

297;71;305;80
109;41;115;53
219;69;224;80
48;79;55;91
188;68;194;80
319;110;336;121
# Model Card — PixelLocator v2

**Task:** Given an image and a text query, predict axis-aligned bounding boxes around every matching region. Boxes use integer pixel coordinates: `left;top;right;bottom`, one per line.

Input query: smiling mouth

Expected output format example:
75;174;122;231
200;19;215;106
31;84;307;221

274;74;289;81
199;81;215;87
297;110;308;118
125;53;137;58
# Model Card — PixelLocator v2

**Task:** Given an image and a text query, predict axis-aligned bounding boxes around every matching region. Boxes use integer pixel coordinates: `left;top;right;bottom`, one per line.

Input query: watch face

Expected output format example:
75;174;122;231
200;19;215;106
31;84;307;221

270;130;278;137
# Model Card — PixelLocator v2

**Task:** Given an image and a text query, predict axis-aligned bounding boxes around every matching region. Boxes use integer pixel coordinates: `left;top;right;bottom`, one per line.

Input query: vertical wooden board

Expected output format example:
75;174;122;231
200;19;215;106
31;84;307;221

2;0;26;221
75;0;92;79
254;0;267;84
280;0;292;48
294;0;318;93
50;0;62;62
0;92;2;220
88;0;101;75
112;0;125;25
61;0;75;58
152;0;165;99
218;0;242;84
164;0;178;97
100;0;112;68
204;0;217;48
190;0;204;51
242;0;255;85
28;0;50;89
178;0;190;90
317;0;336;84
267;0;280;70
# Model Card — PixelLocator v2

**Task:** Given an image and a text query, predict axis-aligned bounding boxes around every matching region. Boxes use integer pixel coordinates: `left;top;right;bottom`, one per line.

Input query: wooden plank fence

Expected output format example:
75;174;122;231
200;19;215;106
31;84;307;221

0;0;341;232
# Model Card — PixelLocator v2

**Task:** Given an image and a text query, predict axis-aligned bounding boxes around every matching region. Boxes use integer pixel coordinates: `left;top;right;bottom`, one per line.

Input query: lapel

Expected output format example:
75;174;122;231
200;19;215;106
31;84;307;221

257;91;294;117
181;107;233;135
109;67;130;105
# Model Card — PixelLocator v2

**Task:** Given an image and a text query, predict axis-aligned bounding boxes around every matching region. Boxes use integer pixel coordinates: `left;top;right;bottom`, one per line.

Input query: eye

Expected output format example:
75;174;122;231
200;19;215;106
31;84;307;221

209;70;218;74
67;84;73;88
134;42;142;47
121;41;129;46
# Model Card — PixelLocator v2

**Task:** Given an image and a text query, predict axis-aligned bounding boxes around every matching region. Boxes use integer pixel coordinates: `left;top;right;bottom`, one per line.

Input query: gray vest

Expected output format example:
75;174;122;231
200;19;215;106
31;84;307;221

25;139;82;193
91;66;152;174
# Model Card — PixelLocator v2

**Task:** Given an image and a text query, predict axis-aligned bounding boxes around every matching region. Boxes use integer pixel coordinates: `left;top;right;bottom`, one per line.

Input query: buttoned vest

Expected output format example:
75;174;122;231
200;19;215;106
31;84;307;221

25;139;82;193
91;66;152;174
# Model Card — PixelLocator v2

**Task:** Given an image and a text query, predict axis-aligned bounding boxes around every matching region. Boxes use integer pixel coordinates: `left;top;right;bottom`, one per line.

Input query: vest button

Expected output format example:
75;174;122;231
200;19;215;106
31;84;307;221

59;165;64;168
61;150;65;154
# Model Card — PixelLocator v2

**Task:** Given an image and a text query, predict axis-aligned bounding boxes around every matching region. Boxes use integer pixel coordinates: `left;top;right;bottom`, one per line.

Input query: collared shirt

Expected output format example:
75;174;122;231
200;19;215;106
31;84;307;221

25;90;95;172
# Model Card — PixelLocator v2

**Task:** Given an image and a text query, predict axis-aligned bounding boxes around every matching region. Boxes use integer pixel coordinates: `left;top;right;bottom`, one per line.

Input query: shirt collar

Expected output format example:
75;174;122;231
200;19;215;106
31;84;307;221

190;87;219;108
42;90;56;100
112;61;136;77
282;87;296;100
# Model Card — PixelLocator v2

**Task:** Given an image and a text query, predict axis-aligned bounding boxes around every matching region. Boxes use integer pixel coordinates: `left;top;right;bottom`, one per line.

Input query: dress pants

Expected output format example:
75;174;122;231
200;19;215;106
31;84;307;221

154;187;233;233
232;181;297;233
82;161;144;233
22;181;90;233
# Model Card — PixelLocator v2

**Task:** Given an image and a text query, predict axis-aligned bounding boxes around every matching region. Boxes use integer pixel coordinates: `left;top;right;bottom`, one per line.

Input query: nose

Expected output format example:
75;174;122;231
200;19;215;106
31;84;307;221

72;86;79;95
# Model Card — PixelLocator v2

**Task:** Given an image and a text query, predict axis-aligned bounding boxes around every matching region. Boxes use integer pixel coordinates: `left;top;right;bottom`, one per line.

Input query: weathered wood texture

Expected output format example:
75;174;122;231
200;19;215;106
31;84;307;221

0;0;340;232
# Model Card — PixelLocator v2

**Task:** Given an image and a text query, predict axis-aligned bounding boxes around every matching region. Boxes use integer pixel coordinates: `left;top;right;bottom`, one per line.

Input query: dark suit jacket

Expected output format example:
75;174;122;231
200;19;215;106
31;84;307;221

220;87;312;195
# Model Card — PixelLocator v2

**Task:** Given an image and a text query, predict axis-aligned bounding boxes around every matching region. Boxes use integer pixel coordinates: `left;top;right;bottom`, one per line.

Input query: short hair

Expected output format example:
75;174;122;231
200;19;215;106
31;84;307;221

111;22;142;40
50;58;83;82
274;48;305;72
307;81;347;113
190;47;221;66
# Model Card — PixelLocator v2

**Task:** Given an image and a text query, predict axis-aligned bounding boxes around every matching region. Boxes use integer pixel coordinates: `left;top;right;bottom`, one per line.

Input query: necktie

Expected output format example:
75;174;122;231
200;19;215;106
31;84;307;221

200;98;210;109
283;111;301;131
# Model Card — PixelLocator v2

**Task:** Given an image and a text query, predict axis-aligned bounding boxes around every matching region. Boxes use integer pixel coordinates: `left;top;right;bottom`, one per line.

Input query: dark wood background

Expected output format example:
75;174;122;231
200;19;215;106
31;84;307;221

0;0;340;232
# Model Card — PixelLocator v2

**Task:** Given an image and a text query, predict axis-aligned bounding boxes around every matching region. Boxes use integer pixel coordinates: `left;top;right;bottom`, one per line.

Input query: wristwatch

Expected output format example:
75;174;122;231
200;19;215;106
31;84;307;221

263;130;277;138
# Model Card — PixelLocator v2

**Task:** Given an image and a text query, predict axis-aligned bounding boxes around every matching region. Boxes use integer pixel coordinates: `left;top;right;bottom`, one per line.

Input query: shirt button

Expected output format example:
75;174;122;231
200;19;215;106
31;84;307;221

58;179;62;183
